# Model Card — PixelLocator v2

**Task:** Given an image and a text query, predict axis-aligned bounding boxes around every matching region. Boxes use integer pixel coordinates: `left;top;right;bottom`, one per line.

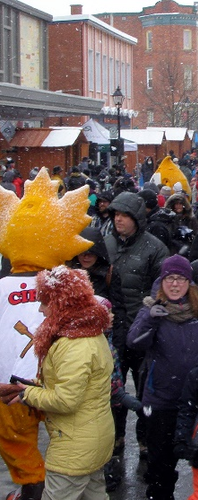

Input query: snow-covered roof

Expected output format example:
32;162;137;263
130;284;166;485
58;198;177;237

121;129;164;145
53;14;137;45
146;127;189;141
42;127;84;147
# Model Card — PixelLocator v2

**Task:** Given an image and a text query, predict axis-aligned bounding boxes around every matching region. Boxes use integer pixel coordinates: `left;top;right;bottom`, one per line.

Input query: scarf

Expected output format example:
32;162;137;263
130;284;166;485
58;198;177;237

143;296;194;323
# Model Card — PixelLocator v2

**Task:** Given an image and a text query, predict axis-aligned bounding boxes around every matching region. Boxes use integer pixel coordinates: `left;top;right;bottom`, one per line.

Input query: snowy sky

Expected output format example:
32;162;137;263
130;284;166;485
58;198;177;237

19;0;196;17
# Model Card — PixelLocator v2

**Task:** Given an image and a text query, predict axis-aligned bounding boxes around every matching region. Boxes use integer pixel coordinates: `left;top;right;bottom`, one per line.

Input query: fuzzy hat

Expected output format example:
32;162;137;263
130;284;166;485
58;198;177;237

95;295;112;310
29;167;39;180
160;255;192;282
160;186;171;197
143;182;159;194
173;181;182;193
34;265;110;359
138;189;158;209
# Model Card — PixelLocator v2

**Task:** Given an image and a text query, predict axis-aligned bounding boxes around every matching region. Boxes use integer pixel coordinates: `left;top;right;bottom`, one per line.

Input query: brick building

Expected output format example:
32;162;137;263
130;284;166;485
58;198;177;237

96;0;198;129
48;5;138;132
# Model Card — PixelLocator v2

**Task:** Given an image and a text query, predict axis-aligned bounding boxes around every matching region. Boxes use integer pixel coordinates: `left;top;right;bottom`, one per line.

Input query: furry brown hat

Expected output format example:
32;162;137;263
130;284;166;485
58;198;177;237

34;265;109;359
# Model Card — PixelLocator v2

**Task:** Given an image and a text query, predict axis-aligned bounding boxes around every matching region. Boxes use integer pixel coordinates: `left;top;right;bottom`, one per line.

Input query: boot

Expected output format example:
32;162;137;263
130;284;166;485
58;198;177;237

21;482;44;500
6;489;21;500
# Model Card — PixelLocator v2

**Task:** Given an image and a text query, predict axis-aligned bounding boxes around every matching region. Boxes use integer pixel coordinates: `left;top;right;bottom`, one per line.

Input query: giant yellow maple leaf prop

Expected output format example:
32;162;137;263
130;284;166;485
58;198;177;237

153;155;191;199
0;167;93;272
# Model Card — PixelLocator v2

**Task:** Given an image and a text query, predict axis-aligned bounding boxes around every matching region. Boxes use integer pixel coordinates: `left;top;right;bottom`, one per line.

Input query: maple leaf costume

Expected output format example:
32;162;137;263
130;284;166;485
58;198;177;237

0;168;92;500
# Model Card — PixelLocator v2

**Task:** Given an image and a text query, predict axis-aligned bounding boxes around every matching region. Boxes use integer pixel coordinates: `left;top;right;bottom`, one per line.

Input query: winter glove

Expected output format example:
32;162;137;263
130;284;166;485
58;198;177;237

0;383;22;405
173;442;192;461
150;304;168;317
111;386;142;412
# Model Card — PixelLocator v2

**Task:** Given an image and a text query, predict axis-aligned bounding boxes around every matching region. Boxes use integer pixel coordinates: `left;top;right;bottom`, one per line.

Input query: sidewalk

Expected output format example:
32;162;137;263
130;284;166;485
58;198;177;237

0;379;193;500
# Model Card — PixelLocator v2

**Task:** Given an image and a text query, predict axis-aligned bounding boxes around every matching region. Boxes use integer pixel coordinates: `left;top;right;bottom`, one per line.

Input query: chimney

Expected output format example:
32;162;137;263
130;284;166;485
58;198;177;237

70;4;83;15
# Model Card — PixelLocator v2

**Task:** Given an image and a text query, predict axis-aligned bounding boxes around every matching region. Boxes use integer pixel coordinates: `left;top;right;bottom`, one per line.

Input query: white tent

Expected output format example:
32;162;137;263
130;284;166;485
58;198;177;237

82;118;110;145
83;119;138;151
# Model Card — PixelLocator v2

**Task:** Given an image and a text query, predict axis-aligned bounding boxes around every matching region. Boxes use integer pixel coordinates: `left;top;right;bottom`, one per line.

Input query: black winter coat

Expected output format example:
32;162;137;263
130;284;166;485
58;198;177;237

105;192;169;328
68;227;127;361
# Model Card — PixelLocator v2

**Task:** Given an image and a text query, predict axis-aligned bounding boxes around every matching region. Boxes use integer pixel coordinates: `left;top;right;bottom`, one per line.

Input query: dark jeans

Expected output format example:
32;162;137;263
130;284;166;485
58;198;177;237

145;409;178;500
113;348;146;443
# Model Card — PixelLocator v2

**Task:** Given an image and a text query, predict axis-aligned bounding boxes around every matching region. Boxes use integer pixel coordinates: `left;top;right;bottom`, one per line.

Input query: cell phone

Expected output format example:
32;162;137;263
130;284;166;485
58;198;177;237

10;375;38;386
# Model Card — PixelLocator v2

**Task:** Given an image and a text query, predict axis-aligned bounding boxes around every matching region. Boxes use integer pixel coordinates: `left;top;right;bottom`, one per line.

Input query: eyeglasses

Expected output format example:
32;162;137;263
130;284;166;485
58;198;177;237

164;275;188;284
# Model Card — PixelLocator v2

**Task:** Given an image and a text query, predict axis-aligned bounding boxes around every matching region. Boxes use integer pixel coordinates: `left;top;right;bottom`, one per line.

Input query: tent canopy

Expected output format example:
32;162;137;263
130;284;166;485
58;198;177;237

83;118;137;151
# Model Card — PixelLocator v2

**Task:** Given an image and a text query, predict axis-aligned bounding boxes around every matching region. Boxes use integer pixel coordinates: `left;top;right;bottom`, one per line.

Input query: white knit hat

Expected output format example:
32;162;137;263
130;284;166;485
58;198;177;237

173;181;182;193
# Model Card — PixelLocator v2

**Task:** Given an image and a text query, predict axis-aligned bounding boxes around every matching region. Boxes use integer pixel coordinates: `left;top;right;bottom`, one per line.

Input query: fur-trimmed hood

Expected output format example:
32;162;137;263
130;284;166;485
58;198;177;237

34;265;109;359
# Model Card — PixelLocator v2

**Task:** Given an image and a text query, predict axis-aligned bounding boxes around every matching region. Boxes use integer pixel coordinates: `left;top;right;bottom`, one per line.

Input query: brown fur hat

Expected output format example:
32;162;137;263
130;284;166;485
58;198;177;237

34;265;109;359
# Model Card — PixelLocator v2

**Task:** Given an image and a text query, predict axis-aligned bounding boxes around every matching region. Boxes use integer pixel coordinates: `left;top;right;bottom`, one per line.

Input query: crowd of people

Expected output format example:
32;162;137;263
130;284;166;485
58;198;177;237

1;150;198;500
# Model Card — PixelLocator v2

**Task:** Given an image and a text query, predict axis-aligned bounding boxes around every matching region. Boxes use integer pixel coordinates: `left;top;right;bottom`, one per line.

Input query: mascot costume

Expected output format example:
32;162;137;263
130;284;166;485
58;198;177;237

0;168;92;500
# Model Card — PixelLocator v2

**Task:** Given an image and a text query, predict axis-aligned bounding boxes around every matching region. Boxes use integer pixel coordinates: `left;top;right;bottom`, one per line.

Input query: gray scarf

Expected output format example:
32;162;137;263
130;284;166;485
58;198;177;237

143;296;194;323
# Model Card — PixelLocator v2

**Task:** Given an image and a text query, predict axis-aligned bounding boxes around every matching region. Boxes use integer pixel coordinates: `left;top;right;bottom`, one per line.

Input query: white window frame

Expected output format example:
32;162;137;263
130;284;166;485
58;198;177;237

184;66;192;90
147;110;154;125
95;52;101;92
121;62;125;95
102;54;107;94
115;60;120;88
146;68;153;89
88;49;94;91
126;63;131;98
109;57;114;94
183;29;192;50
146;30;152;50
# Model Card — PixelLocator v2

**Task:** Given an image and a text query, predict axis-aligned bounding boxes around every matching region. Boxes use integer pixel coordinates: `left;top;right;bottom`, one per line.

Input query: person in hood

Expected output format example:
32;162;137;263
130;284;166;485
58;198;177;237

138;190;176;251
105;192;169;458
127;255;198;500
90;190;114;237
1;170;16;193
165;193;198;256
68;227;126;363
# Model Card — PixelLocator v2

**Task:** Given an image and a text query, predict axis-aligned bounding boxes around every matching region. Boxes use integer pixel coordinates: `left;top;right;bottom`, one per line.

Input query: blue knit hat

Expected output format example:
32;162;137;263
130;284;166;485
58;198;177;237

160;254;192;282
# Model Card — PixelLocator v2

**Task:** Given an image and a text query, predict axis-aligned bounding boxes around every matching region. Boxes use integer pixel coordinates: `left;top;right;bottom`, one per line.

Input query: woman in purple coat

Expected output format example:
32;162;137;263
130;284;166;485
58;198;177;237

127;255;198;500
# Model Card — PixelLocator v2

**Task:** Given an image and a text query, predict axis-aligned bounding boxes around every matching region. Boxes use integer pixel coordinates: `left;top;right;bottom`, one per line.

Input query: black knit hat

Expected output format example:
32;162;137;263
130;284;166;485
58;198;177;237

138;189;158;209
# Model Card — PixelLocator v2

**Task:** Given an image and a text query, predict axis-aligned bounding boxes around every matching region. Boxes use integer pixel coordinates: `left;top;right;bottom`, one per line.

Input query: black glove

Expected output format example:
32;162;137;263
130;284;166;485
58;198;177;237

111;387;142;412
173;442;192;461
150;304;168;317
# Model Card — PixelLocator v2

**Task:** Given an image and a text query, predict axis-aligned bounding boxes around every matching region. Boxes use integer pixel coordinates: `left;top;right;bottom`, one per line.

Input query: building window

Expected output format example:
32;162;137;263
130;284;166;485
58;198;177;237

126;63;131;98
0;4;20;84
88;49;94;91
147;110;154;125
115;60;120;88
41;23;48;90
109;57;114;94
183;30;192;50
121;62;125;95
146;31;152;50
184;66;192;89
95;52;101;92
102;55;107;94
146;68;153;89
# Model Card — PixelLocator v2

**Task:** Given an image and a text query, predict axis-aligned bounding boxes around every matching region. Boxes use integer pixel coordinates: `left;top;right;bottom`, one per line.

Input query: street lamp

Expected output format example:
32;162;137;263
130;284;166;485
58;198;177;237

113;86;125;165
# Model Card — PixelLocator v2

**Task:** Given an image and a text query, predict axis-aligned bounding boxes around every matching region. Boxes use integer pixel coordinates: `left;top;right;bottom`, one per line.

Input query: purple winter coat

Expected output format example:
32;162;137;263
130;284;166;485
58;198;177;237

127;305;198;411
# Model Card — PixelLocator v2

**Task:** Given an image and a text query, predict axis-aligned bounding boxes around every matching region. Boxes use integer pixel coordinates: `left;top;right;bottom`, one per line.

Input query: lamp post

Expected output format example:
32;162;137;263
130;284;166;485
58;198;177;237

113;86;125;165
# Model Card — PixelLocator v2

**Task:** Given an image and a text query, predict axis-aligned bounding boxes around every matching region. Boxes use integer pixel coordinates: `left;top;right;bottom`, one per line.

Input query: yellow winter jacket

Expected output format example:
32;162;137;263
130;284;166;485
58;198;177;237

24;334;115;475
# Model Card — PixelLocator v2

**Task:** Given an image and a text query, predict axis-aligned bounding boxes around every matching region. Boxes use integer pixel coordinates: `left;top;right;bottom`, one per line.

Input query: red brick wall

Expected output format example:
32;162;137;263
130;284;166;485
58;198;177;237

49;22;83;94
97;1;196;129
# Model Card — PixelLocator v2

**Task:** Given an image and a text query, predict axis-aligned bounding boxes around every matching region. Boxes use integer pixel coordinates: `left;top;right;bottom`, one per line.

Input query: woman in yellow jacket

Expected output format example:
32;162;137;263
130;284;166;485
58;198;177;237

8;265;115;500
